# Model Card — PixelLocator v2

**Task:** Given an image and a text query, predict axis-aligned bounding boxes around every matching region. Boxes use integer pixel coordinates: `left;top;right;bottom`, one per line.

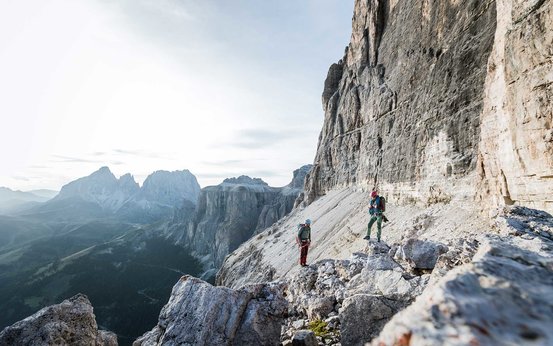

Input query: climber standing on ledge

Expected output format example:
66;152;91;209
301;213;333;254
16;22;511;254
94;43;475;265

364;190;386;242
296;219;312;267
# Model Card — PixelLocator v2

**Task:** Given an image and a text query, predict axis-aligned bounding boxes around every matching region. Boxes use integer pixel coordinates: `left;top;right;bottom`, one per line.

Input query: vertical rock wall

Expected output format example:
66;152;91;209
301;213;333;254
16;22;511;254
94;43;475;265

306;0;497;205
477;0;553;214
307;0;552;213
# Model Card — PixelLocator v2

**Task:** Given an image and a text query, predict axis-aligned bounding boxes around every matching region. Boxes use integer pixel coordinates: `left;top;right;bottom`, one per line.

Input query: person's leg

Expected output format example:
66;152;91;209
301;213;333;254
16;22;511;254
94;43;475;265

300;243;309;265
299;245;303;265
376;215;383;241
366;216;376;238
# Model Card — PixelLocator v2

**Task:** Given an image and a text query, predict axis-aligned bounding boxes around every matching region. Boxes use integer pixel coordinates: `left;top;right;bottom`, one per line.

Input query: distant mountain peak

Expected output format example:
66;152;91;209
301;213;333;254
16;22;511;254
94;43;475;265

90;166;116;179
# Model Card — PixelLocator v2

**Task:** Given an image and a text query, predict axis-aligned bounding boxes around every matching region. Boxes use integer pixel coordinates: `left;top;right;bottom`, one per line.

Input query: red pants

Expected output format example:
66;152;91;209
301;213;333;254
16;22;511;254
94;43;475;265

299;241;309;265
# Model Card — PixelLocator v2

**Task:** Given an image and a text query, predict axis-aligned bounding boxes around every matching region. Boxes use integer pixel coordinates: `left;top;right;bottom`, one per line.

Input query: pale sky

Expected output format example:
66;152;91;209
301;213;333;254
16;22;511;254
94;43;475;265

0;0;353;190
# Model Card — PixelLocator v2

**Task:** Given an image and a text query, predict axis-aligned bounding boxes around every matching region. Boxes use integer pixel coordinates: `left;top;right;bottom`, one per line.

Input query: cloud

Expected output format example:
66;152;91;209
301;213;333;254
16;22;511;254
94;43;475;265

216;128;302;149
113;149;170;159
197;169;284;182
200;158;267;167
50;155;102;164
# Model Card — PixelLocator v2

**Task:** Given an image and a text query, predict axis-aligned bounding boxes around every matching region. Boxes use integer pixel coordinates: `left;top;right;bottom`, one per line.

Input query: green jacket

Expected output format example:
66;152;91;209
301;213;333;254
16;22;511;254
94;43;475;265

297;224;311;241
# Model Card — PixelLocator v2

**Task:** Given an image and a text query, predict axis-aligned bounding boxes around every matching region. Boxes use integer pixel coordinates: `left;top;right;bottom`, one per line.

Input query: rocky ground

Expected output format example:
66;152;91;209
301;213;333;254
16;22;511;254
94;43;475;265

2;205;551;346
133;205;552;346
278;237;471;346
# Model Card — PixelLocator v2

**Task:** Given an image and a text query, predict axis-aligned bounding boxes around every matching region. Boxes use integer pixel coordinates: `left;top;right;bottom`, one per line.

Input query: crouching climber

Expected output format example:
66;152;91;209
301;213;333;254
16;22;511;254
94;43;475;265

364;190;386;242
296;219;312;267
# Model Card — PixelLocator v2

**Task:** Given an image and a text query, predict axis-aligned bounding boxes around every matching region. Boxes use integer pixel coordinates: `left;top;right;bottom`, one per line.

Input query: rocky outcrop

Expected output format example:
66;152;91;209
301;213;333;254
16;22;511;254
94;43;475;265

306;0;498;205
184;166;311;269
477;0;553;214
134;276;287;346
0;294;117;346
372;230;553;345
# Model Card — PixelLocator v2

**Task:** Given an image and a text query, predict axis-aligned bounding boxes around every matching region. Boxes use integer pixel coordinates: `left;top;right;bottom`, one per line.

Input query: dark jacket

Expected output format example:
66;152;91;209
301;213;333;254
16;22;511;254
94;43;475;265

369;196;385;215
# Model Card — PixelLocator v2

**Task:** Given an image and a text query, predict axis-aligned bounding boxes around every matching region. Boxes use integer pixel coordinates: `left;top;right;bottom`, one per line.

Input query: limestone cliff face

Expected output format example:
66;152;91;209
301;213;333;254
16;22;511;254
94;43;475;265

477;0;553;213
306;0;552;213
307;0;497;205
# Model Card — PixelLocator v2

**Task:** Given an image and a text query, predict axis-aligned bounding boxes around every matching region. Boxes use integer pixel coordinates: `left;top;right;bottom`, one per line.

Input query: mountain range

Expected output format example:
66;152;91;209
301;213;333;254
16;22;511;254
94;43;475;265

0;165;309;345
15;167;201;224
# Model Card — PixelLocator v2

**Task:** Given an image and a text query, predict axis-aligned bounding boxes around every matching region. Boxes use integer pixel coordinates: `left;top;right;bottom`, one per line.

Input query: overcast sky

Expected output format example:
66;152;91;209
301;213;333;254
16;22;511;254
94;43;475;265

0;0;353;190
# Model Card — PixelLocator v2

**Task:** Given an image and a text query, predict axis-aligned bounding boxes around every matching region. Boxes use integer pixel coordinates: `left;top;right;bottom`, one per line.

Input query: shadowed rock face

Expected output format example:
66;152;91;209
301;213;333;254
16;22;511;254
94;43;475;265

306;0;498;205
134;276;288;346
0;294;117;346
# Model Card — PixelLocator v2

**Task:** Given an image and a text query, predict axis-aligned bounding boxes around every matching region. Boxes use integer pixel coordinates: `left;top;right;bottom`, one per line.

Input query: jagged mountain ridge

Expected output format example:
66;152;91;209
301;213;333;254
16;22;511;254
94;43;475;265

23;167;201;223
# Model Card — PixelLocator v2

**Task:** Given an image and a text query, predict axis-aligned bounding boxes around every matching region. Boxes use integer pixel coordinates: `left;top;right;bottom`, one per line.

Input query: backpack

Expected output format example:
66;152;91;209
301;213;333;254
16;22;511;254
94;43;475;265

297;224;310;240
378;196;386;212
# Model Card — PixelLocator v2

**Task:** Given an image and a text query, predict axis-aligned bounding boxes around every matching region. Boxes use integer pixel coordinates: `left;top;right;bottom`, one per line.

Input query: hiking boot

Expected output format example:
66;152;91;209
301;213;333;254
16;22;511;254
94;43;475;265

363;236;370;240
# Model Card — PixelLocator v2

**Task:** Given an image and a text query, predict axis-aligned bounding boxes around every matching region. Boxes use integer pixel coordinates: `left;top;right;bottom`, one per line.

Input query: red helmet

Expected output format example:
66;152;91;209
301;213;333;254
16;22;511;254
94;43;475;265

371;191;378;198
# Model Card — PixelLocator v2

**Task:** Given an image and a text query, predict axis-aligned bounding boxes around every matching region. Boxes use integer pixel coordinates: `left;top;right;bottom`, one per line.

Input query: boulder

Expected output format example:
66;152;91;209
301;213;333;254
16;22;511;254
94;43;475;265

134;276;287;346
292;330;318;346
339;294;395;346
347;253;424;299
365;241;390;256
292;320;306;330
0;294;117;346
305;296;336;320
394;238;448;270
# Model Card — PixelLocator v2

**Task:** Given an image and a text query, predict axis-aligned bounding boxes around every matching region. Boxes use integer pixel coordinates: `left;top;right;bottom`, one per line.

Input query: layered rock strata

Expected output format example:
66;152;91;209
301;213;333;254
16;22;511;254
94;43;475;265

0;294;117;346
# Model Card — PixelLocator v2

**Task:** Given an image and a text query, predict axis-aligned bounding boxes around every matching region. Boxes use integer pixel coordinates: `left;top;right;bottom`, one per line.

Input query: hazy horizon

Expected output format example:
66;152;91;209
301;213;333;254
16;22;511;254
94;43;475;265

0;0;354;191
